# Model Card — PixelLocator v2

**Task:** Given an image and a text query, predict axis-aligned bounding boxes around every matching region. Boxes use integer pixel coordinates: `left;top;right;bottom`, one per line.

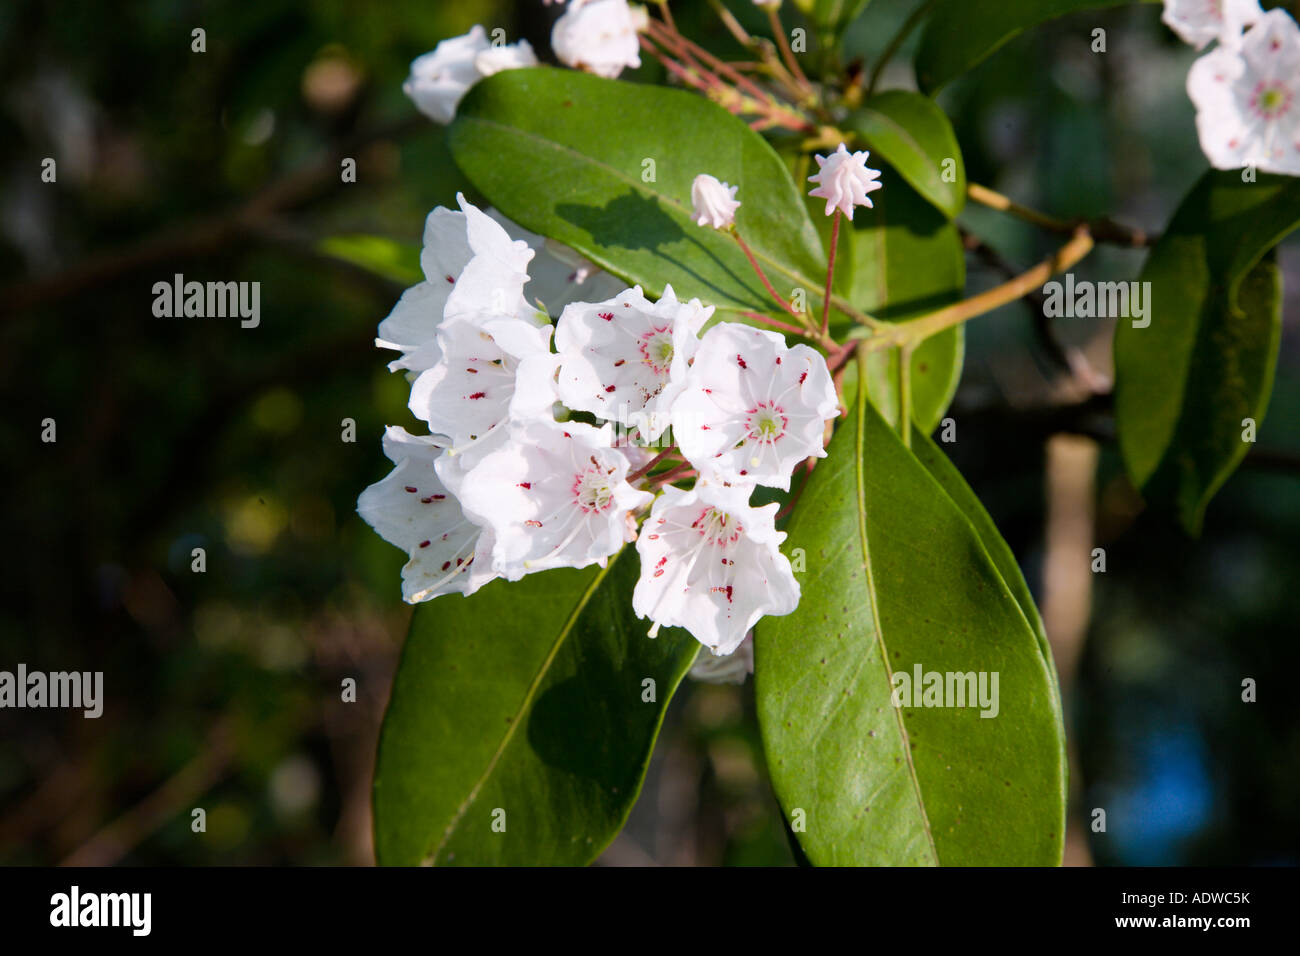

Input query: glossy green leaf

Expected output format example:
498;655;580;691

915;0;1151;94
373;550;697;866
910;430;1053;672
846;162;965;434
755;387;1066;866
1115;170;1300;534
317;234;422;284
449;68;827;319
850;92;965;218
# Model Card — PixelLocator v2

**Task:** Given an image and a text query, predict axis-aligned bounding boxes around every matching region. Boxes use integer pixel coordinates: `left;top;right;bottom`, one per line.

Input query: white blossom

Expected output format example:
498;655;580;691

1162;0;1263;50
688;631;755;684
457;420;653;579
408;315;556;461
552;0;645;79
555;284;712;441
633;481;798;654
690;174;741;230
486;209;626;314
672;323;839;490
357;427;497;602
376;194;537;372
1187;8;1300;175
403;26;537;125
808;143;883;219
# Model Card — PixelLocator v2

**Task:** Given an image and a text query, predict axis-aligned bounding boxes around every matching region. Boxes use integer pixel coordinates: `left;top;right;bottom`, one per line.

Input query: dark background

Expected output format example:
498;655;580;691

0;0;1295;865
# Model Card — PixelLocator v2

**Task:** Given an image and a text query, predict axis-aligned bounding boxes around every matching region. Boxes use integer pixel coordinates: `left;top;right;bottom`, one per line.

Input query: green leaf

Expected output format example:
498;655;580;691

449;68;827;319
1114;170;1300;534
755;388;1066;866
844;162;965;433
373;550;697;866
915;0;1151;94
317;234;422;284
850;92;965;218
910;431;1053;672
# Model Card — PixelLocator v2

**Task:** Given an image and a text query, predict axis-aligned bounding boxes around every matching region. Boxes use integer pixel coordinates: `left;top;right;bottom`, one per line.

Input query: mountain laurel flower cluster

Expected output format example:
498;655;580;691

360;186;839;656
1170;1;1300;175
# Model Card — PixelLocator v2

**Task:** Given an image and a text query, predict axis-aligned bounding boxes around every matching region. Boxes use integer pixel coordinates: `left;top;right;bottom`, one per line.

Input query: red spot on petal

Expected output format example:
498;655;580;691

419;540;430;548
599;311;614;321
466;367;478;374
613;359;626;367
525;519;543;528
468;391;486;400
653;569;664;578
736;354;748;369
798;371;808;384
404;486;418;493
441;561;451;571
605;385;616;393
445;275;455;284
518;482;532;489
776;356;782;365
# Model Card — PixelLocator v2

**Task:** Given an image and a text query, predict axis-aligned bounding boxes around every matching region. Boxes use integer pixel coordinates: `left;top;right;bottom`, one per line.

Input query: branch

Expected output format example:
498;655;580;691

967;182;1153;248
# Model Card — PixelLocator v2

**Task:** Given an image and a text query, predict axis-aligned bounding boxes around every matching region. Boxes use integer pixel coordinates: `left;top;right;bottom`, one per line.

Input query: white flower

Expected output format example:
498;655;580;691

688;631;754;684
357;427;497;602
1187;8;1300;175
633;481;798;654
807;143;883;219
1162;0;1263;50
475;40;539;77
376;194;537;372
552;0;644;79
691;174;741;230
486;209;626;315
403;26;537;125
457;420;653;579
554;284;712;441
671;323;839;490
408;315;556;459
441;196;539;330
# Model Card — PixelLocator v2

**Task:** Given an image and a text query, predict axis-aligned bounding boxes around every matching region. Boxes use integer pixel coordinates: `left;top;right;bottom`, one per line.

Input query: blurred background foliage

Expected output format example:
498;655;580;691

0;0;1295;865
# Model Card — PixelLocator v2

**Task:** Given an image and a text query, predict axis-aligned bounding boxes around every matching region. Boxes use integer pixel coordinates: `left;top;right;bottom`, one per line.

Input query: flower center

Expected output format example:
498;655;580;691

745;402;788;445
639;325;675;375
692;506;743;546
1251;82;1292;119
572;465;615;514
